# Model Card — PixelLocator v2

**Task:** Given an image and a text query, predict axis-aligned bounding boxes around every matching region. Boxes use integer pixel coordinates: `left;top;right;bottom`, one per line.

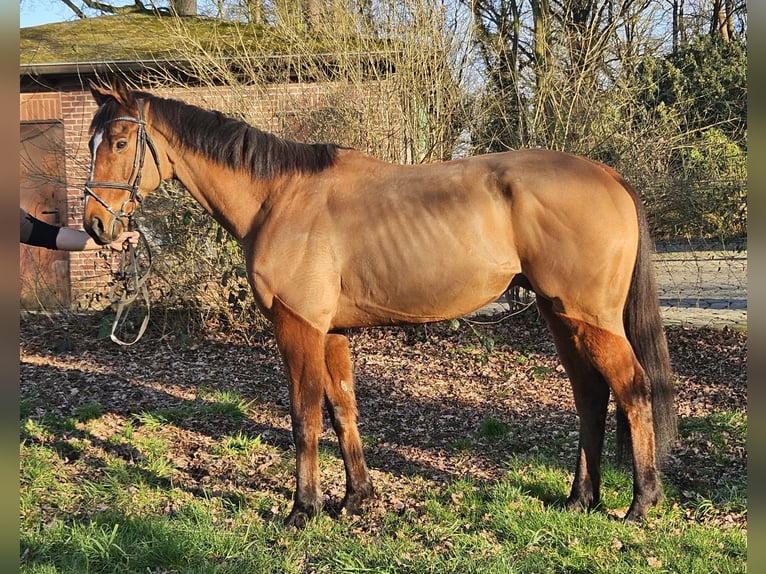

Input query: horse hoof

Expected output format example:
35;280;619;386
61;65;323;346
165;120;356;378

284;509;311;529
623;509;645;522
340;484;375;516
624;488;662;522
565;495;594;513
284;502;321;529
623;500;655;522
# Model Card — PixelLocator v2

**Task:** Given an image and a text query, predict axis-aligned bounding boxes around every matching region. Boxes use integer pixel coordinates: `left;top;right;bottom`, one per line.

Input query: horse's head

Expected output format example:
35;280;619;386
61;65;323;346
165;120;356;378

83;77;164;244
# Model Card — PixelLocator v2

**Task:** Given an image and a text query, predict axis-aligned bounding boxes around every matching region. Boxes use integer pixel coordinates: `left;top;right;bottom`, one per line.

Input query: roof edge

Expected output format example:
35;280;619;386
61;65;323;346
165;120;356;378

20;51;397;91
20;59;193;77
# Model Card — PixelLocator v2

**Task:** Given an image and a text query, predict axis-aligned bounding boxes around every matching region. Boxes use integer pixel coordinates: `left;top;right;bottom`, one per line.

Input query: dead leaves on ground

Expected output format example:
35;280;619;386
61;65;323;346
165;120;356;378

20;314;746;530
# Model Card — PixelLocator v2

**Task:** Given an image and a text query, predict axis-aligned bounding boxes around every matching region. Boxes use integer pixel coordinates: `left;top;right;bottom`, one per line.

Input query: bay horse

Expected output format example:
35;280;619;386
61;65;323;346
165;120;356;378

82;78;676;528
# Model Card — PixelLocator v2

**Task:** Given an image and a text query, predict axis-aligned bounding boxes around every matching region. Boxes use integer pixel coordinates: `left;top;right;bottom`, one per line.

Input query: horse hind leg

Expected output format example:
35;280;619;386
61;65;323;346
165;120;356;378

537;298;610;512
555;310;663;521
323;332;374;515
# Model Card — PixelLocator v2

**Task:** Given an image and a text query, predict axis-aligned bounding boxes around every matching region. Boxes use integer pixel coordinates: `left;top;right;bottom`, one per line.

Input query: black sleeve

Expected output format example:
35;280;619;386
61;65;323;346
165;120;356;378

20;208;60;250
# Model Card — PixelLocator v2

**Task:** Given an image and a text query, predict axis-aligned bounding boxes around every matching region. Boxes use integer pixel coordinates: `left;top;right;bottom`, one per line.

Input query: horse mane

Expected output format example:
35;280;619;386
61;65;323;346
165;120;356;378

90;92;340;180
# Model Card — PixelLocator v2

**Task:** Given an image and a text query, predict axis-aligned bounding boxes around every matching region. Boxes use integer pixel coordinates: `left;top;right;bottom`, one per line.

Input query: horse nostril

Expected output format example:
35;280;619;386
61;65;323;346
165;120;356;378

88;216;105;240
110;218;125;239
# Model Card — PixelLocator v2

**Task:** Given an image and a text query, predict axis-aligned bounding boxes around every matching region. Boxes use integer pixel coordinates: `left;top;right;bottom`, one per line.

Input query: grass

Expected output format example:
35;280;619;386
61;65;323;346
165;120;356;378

20;468;746;573
20;405;746;573
19;318;746;572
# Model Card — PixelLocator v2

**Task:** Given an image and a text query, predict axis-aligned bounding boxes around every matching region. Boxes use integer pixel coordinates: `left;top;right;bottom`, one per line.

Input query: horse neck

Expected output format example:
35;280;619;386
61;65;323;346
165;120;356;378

145;99;274;240
163;143;272;241
146;96;336;240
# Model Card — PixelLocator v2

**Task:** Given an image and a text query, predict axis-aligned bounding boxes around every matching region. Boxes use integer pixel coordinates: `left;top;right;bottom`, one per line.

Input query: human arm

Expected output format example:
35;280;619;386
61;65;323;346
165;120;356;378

54;226;139;251
21;208;139;251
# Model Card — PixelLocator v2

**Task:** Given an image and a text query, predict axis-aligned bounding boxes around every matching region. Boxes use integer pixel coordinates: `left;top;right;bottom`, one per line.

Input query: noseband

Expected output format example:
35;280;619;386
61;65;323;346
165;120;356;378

84;98;162;221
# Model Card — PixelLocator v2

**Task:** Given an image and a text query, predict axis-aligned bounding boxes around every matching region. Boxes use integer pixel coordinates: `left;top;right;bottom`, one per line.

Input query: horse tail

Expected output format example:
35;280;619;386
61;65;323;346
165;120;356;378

617;177;677;466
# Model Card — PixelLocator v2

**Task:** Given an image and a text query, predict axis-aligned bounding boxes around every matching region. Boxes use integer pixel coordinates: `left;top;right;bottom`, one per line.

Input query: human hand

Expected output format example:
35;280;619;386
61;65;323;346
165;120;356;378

107;230;140;251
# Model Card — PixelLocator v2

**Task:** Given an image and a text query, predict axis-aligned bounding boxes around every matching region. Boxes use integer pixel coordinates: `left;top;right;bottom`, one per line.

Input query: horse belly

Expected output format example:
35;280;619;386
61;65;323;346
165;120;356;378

336;240;518;328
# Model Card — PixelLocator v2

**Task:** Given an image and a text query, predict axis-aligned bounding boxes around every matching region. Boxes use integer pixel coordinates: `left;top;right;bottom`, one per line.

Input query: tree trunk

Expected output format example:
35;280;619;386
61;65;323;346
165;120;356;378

710;0;734;42
531;0;553;145
171;0;197;16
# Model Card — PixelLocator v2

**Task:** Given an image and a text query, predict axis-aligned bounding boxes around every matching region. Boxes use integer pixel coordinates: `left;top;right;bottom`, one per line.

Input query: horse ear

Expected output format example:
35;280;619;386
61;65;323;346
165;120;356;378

88;77;134;107
89;80;113;106
110;76;134;107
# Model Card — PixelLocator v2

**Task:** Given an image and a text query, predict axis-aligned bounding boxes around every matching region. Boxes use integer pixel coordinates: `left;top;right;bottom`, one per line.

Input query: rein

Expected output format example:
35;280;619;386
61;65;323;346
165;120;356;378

109;221;152;346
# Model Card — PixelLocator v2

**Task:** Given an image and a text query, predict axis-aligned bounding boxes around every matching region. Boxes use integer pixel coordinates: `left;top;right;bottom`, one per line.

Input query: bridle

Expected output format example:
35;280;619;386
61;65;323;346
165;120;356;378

84;97;159;346
84;98;162;221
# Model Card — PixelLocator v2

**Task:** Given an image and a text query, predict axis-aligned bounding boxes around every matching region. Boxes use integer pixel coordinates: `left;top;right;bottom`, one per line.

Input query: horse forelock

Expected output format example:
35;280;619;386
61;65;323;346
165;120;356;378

144;94;340;180
89;97;125;134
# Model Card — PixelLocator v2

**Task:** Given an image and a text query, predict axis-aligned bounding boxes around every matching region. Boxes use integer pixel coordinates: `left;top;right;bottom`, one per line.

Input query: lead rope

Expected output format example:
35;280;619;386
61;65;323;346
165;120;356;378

109;222;151;346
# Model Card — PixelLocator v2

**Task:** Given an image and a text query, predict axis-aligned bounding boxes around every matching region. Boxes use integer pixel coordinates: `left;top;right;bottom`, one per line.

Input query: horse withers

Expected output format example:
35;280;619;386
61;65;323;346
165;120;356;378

82;77;676;528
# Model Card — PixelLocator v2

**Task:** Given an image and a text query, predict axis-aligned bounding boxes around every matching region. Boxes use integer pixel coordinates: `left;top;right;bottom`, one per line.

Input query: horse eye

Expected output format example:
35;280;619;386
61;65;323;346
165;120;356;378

115;140;129;152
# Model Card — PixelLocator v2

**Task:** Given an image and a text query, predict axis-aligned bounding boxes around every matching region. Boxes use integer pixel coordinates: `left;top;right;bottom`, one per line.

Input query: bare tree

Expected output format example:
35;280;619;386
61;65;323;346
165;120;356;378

667;0;746;47
710;0;737;40
468;0;662;153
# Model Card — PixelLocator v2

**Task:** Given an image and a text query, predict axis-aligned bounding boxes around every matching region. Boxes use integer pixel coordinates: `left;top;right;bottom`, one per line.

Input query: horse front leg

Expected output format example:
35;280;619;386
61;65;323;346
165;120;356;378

324;333;374;515
272;297;327;528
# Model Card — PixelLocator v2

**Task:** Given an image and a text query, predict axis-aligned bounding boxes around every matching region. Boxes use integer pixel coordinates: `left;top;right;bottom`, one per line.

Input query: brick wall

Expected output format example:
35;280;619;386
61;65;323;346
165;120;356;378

60;90;111;305
20;92;61;121
21;88;121;308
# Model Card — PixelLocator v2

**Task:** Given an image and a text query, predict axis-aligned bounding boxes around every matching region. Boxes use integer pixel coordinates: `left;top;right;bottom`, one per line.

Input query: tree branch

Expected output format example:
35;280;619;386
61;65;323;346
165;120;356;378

59;0;87;19
64;0;170;17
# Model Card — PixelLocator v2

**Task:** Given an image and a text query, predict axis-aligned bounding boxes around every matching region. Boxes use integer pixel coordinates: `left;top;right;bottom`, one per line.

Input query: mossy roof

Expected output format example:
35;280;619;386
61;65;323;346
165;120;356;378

20;13;325;66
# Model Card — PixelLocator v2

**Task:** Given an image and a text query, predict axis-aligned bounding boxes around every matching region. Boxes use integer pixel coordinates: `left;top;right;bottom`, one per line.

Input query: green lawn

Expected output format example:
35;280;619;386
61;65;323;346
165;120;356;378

20;316;747;573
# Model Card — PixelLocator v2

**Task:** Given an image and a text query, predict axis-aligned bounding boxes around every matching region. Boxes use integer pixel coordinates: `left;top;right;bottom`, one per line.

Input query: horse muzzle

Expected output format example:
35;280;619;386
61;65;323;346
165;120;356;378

84;212;126;245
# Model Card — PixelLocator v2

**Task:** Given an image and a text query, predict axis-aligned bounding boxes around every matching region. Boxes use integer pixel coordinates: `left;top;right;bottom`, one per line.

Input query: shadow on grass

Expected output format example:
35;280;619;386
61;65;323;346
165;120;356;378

19;310;747;535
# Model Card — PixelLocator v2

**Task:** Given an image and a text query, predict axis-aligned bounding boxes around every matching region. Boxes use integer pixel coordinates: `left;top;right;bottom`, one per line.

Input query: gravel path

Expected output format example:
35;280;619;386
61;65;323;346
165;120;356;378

475;249;747;330
654;249;746;328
